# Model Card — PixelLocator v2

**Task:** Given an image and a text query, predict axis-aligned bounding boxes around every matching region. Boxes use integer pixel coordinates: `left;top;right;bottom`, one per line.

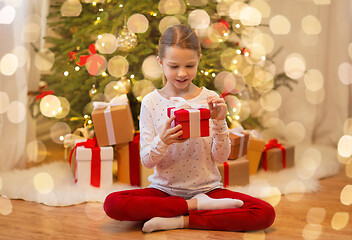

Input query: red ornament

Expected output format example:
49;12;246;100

35;85;55;102
68;51;76;61
218;18;230;29
240;47;250;56
77;44;97;66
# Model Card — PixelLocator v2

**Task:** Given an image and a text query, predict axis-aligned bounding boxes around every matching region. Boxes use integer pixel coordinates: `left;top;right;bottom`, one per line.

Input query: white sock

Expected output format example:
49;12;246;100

142;216;184;233
192;193;244;210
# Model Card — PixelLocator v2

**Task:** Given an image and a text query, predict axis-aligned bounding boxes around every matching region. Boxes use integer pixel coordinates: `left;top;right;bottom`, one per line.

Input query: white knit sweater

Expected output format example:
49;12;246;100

139;88;231;199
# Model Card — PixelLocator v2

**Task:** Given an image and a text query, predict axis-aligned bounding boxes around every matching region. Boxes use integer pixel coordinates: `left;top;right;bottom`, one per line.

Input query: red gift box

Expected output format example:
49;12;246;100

167;107;210;139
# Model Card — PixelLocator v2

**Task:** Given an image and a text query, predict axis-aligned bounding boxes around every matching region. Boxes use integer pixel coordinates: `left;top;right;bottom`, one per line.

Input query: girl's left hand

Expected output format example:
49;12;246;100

207;96;227;120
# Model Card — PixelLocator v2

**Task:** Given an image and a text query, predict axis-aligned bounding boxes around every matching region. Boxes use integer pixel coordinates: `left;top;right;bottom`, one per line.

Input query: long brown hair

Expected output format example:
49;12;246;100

158;24;201;84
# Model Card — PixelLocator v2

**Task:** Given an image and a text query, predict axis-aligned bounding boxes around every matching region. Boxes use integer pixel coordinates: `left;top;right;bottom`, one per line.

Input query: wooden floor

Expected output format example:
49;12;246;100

1;142;351;239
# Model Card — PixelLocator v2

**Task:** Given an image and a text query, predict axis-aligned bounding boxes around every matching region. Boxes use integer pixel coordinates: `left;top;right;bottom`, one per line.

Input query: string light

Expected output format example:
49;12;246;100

235;24;240;28
102;72;107;77
204;71;209;75
92;2;97;6
262;56;266;60
75;66;80;71
64;71;69;76
84;115;89;118
88;120;92;124
236;49;241;54
235;115;240;120
234;70;238;74
130;74;135;79
119;4;123;7
212;73;216;77
233;59;238;64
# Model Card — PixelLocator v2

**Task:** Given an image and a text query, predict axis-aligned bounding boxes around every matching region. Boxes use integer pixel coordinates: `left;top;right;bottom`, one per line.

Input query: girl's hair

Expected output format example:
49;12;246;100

158;24;201;59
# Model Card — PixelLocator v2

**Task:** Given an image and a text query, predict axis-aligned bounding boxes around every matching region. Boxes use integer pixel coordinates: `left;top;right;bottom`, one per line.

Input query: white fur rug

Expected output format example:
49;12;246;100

0;144;340;206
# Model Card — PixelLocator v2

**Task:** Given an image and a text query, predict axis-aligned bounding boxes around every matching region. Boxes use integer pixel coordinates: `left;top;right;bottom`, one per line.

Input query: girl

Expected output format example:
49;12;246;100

104;24;275;233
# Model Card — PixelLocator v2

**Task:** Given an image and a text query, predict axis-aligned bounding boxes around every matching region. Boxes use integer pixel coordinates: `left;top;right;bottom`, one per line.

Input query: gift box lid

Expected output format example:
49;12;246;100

167;107;210;122
248;138;265;151
91;104;128;115
74;140;113;161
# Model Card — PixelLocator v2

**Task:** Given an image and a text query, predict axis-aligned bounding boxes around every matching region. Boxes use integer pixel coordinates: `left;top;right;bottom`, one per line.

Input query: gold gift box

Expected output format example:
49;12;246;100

247;138;265;175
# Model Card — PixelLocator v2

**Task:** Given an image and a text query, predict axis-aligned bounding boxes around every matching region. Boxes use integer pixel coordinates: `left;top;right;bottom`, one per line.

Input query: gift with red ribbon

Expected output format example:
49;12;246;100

217;158;250;187
167;97;210;139
261;139;295;172
116;133;154;187
69;137;113;187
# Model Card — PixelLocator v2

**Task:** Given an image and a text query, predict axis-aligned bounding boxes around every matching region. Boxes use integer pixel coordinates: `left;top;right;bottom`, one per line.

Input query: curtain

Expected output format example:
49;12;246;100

0;0;49;171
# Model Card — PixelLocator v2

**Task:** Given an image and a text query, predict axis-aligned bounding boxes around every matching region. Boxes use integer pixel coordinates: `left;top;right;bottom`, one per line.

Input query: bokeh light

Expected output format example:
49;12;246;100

21;22;41;43
260;90;281;112
158;0;185;15
284;53;306;79
127;13;149;33
95;33;117;54
216;0;231;16
142;55;163;80
12;46;29;68
338;135;352;158
132;79;155;100
50;122;71;144
299;29;320;47
0;197;13;216
285;121;306;144
259;186;281;207
214;71;237;94
259;110;280;128
302;224;322;240
188;9;210;29
253;69;274;92
188;0;208;7
0;5;16;24
338;62;352;85
54;97;70;119
305;88;325;105
159;16;181;33
229;1;247;20
39;95;61;118
331;212;349;230
243;231;265;240
340;185;352;205
250;0;270;18
284;180;305;202
34;49;55;71
304;69;324;91
238;100;250;121
301;15;321;35
225;95;241;116
0;53;18;76
104;81;126;101
85;202;106;221
208;22;230;43
0;92;10;114
7;101;26;123
60;0;82;17
240;6;262;26
33;172;54;195
26;140;47;163
86;54;107;76
107;56;129;78
220;48;240;71
306;207;326;225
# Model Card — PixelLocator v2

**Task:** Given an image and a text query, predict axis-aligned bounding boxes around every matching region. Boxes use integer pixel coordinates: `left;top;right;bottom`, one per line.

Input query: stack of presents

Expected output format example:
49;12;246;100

69;94;295;188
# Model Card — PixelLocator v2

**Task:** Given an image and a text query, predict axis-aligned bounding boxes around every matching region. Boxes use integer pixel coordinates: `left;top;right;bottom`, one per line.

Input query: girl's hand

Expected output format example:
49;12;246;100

159;115;189;145
207;96;227;120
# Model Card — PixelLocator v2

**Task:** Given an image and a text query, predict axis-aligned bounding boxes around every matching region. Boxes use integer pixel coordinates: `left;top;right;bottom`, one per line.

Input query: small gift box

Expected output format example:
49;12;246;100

167;97;210;139
261;139;295;172
247;138;266;175
228;129;249;160
92;94;134;147
217;158;250;187
116;133;154;187
69;138;113;188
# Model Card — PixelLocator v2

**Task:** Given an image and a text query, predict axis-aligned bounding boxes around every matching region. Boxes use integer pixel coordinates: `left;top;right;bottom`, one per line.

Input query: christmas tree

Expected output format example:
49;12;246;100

38;0;295;133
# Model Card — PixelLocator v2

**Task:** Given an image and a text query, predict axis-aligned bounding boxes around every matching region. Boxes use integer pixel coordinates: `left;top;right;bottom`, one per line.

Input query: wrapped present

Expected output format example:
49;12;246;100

69;138;113;188
92;94;134;147
167;97;210;139
261;139;295;172
116;133;154;187
247;138;266;175
228;129;249;160
217;158;250;187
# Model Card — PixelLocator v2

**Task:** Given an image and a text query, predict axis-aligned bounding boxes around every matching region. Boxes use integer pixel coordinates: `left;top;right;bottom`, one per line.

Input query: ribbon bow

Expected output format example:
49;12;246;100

64;127;91;150
35;86;55;102
262;138;286;171
77;44;97;66
170;97;208;110
69;137;102;187
93;94;128;110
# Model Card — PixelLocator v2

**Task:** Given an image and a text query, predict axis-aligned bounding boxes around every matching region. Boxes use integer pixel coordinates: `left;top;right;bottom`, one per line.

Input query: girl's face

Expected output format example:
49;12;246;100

158;46;200;90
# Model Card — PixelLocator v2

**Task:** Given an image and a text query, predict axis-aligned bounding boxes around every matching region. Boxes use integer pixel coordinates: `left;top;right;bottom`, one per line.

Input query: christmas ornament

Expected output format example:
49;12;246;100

116;24;138;52
89;84;98;98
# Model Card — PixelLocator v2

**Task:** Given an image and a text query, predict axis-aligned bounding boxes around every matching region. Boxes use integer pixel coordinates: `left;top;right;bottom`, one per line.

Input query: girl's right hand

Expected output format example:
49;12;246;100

159;115;188;145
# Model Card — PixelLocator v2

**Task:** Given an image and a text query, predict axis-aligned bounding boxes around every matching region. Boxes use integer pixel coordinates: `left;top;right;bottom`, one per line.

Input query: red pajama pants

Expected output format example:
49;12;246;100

103;187;275;231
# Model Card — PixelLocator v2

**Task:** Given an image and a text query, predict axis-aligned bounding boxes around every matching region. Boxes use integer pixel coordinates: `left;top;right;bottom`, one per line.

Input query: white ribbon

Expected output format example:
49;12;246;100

169;97;208;137
93;94;128;145
229;127;246;157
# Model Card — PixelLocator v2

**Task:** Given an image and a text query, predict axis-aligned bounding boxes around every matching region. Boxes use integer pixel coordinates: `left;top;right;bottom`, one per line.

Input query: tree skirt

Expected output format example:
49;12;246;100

0;161;322;207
